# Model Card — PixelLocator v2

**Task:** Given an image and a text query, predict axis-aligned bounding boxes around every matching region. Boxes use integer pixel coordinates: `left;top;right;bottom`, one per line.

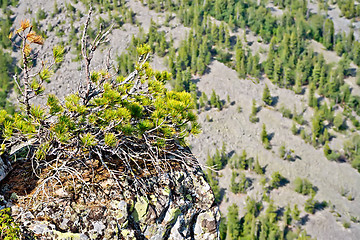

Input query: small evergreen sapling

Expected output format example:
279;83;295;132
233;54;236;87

254;157;263;175
249;99;259;123
261;123;271;149
270;171;286;189
262;84;272;106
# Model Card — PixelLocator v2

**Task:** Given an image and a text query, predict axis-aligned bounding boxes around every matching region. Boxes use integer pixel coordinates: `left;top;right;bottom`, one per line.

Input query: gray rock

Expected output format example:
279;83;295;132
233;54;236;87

168;214;185;240
31;221;53;235
21;211;35;221
194;209;220;240
0;156;12;182
92;221;106;234
59;218;70;231
12;168;220;239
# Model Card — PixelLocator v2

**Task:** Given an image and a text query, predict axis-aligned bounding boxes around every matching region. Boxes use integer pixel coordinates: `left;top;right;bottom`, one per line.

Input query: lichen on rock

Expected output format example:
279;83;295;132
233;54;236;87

3;166;219;239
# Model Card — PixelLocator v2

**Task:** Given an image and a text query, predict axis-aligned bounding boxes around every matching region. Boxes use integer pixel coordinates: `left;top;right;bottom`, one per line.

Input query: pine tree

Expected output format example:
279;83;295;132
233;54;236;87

279;143;286;159
251;53;260;78
294;72;303;94
261;123;271;149
318;67;327;95
210;22;219;43
308;83;317;108
227;204;240;239
334;114;344;131
265;51;275;79
210;89;217;107
356;70;360;86
352;42;360;65
304;197;316;214
251;99;257;115
190;48;198;72
216;95;223;110
262;84;273;106
312;62;321;85
312;114;323;138
230;171;239;193
289;31;297;53
219;217;227;240
199;96;204;108
219;22;225;44
283;67;293;88
273;59;282;85
322;128;329;144
292;204;300;221
323;19;334;50
213;148;223;170
196;56;206;75
238;172;249;193
335;40;345;56
340;84;351;104
235;38;246;78
174;68;184;92
270;171;285;189
225;29;231;49
266;39;276;78
284;204;292;225
246;54;253;76
240;149;247;169
291;121;298;135
168;48;176;76
199;92;207;108
249;99;259;123
206;153;215;168
254;157;263;175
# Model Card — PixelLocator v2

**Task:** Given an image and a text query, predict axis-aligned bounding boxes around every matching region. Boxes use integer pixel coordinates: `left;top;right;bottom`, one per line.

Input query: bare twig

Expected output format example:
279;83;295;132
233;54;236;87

80;6;114;105
81;5;92;91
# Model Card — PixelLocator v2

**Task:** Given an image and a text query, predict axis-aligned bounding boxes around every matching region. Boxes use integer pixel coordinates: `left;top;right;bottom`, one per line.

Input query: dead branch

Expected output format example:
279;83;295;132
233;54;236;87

80;5;114;105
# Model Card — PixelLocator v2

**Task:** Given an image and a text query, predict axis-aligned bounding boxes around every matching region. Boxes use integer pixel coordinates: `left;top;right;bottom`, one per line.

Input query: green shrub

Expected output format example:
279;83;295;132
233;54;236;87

279;105;293;119
261;124;272;149
294;114;305;125
327;151;341;161
230;171;250;194
351;156;360;172
0;208;20;239
343;222;350;229
262;84;273;105
249;99;259;123
279;144;286;158
254;158;263;175
291;121;298;135
237;105;242;113
304;197;315;214
294;177;315;195
249;114;259;123
333;114;345;131
36;8;47;20
305;197;327;214
270;171;286;189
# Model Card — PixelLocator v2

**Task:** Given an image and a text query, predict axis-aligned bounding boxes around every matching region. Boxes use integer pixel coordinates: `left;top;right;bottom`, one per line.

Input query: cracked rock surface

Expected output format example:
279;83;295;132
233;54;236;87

3;167;219;239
